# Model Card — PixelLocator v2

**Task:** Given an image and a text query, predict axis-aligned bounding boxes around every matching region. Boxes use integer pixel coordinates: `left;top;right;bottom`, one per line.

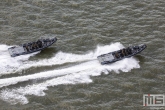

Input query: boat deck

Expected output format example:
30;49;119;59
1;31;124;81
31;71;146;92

97;44;146;65
8;37;57;57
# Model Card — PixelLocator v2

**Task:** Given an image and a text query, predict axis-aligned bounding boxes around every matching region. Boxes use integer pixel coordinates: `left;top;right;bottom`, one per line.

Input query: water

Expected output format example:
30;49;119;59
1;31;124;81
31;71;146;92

0;0;165;110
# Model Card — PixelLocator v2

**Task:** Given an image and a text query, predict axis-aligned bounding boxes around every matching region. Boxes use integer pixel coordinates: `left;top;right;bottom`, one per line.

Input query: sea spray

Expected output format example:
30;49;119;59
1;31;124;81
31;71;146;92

0;42;123;74
0;42;140;104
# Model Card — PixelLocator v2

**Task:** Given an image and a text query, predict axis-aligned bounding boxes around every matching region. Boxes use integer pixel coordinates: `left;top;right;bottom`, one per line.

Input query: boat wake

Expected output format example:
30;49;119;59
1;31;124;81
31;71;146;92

0;45;40;75
0;43;140;105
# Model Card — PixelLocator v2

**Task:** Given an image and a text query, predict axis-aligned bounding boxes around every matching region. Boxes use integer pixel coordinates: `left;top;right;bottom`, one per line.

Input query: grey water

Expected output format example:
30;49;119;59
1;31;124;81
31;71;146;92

0;0;165;110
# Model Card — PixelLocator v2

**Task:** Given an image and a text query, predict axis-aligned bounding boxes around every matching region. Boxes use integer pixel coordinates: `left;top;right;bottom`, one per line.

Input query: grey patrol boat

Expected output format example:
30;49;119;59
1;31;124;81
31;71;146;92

97;44;146;65
8;37;57;57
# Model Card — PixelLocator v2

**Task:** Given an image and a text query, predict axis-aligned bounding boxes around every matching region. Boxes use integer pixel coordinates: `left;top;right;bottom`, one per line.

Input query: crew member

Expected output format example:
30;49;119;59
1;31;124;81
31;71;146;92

25;45;29;52
37;40;42;48
115;53;120;58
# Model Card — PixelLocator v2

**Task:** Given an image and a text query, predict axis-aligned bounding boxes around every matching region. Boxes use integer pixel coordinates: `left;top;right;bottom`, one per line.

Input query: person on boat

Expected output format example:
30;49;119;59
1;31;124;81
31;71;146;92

27;43;32;51
34;42;38;49
31;42;38;50
122;49;126;56
124;49;128;55
120;50;124;57
31;43;35;50
25;45;29;52
115;52;120;58
126;47;132;54
37;40;42;48
43;39;49;46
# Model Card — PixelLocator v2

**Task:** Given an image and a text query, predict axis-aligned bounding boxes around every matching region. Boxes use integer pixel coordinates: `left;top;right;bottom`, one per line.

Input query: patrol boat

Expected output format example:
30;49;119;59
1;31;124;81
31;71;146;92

8;37;57;57
97;44;147;65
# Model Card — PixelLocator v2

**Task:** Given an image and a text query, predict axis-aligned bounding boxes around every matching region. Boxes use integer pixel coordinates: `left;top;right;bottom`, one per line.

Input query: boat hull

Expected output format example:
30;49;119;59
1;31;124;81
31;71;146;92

97;44;147;65
8;37;57;57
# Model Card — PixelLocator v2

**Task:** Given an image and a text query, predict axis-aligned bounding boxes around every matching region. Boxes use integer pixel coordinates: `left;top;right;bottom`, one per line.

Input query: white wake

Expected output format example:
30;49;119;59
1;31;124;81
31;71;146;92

0;43;140;105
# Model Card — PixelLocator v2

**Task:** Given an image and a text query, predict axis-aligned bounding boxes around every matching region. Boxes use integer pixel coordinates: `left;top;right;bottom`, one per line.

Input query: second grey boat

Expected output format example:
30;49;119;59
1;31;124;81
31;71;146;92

8;37;57;57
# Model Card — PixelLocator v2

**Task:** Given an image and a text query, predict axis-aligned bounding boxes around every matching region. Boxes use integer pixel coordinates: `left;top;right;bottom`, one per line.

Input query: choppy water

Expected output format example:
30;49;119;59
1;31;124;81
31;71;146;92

0;0;165;110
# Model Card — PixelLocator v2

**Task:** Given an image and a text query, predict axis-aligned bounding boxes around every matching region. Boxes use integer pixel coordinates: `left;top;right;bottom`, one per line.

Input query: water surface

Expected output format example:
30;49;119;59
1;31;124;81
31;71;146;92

0;0;165;110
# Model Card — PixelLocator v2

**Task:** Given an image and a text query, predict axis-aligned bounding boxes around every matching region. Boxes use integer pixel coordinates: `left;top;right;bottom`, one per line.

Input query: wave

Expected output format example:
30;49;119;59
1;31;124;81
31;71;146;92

0;42;140;104
0;42;123;75
0;45;39;75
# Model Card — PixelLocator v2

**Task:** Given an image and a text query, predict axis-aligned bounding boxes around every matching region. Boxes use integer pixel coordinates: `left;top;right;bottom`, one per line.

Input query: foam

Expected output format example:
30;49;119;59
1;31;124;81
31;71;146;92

0;42;124;75
0;45;39;75
0;43;140;104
